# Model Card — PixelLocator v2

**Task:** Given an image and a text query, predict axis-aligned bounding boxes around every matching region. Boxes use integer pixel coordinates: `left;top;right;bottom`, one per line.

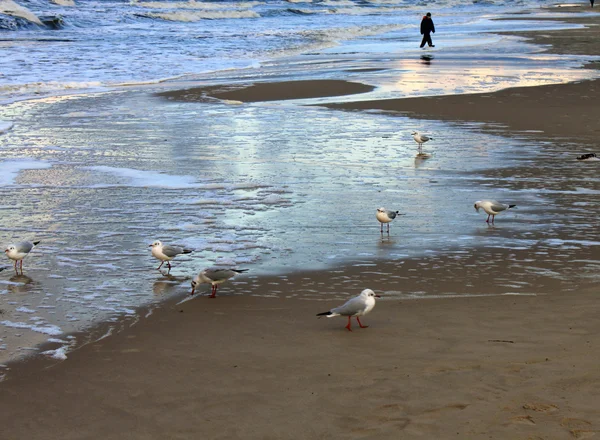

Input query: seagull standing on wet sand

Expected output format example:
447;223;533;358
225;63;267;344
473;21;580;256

474;200;516;224
149;240;193;272
376;208;403;233
316;289;380;332
190;268;249;298
412;131;432;154
5;240;40;275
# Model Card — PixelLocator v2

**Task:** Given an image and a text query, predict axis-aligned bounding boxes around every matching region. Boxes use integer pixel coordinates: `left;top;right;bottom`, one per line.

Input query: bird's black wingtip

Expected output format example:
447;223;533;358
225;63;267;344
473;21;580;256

316;311;332;317
33;241;41;246
509;204;517;209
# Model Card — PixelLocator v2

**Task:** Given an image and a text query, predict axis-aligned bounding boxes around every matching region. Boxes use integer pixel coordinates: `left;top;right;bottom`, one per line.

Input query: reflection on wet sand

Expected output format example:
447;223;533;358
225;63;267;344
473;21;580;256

7;275;35;294
153;274;187;296
420;54;434;65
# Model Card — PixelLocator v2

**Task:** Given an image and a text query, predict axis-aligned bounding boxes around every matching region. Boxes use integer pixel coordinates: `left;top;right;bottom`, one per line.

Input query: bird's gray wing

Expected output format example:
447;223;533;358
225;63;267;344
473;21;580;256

15;241;34;253
331;296;366;317
386;210;397;219
161;245;185;258
489;201;508;212
203;268;236;282
420;135;430;142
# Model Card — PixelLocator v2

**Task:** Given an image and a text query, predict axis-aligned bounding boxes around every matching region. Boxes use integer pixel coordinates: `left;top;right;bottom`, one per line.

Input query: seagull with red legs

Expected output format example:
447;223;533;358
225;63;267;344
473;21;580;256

376;207;403;233
149;240;193;273
474;200;516;224
5;240;40;275
316;289;380;332
190;268;249;298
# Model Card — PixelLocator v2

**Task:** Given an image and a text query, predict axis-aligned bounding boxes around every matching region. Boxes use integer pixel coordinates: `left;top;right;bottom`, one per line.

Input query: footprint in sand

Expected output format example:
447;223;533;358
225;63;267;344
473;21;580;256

560;418;596;439
510;415;536;425
522;403;559;413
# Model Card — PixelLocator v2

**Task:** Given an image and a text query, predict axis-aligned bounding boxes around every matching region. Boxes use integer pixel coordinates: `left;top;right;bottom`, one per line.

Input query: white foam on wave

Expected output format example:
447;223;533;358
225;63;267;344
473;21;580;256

0;320;63;336
134;1;261;9
50;0;75;6
42;345;69;360
0;159;53;185
142;9;259;21
0;0;43;25
0;81;106;104
84;166;200;189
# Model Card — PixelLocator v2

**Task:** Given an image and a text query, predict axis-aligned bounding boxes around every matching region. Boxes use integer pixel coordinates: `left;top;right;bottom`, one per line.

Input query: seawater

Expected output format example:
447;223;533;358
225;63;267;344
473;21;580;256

0;0;595;102
0;0;599;368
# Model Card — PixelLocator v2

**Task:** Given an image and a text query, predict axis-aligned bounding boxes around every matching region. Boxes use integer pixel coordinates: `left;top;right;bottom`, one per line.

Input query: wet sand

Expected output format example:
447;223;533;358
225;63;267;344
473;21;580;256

1;5;600;440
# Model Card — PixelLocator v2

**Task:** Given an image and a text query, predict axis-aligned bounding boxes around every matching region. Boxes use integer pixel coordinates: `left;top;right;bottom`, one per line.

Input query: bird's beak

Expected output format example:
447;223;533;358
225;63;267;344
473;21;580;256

148;244;153;247
375;294;381;298
4;249;7;253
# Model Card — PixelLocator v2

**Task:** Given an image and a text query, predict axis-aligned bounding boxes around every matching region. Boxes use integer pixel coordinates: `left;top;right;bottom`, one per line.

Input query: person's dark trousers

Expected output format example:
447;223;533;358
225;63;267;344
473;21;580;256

420;32;432;48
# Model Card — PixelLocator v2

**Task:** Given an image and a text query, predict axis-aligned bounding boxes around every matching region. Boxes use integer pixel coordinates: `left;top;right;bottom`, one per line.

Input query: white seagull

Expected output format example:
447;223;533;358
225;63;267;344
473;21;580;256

190;268;249;298
316;289;380;332
149;240;193;272
411;131;433;154
474;200;516;224
5;240;40;275
376;207;403;233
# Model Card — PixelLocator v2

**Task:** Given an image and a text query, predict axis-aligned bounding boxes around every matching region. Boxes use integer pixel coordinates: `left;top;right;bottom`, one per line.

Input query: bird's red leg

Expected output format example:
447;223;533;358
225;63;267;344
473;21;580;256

345;316;352;332
13;260;18;274
486;214;490;223
156;261;164;270
209;285;217;298
491;215;495;224
167;261;171;273
387;223;390;234
356;317;369;328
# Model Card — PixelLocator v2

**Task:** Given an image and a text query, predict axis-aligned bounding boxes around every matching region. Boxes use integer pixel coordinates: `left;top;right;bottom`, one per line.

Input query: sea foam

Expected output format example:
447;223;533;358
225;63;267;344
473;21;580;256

0;159;53;185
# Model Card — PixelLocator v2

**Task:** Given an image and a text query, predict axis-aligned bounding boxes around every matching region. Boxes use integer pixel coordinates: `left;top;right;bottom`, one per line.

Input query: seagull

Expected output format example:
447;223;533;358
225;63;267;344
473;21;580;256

5;241;40;275
376;208;403;233
316;289;380;332
190;268;249;298
412;131;432;154
149;240;193;272
474;200;516;224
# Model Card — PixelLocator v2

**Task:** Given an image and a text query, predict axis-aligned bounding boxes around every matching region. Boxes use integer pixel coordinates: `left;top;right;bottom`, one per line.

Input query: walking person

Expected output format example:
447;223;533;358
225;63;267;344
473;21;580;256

420;12;435;48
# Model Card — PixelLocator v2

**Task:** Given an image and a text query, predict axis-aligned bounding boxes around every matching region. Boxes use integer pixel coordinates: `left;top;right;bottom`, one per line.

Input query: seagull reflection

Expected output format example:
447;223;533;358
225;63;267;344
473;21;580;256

153;274;186;295
414;154;432;168
7;274;35;294
379;233;397;245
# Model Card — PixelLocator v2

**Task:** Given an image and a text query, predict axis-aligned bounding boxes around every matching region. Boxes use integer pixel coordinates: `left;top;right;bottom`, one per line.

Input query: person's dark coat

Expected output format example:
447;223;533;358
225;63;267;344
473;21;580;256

420;16;435;35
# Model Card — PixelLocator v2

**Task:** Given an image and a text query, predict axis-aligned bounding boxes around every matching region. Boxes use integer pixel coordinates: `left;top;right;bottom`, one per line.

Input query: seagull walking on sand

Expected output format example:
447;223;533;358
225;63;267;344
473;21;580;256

149;240;193;272
376;208;403;233
412;131;432;154
190;268;249;298
5;241;40;275
316;289;380;332
474;200;516;224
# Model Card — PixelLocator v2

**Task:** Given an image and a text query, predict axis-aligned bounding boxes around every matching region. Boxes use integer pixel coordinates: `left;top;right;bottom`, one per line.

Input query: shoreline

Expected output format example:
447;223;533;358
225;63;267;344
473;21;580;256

1;4;599;439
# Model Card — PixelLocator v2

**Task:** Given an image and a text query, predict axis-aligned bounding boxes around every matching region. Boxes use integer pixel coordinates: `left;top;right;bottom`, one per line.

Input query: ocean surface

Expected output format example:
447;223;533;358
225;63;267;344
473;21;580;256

1;0;599;370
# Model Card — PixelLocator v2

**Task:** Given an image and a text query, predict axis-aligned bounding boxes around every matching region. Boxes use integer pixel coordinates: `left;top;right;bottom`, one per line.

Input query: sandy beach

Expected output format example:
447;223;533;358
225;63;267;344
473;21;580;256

1;4;599;440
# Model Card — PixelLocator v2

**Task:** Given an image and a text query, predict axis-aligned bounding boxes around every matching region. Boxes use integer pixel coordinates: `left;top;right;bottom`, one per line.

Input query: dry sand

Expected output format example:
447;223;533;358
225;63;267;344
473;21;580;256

1;6;599;440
